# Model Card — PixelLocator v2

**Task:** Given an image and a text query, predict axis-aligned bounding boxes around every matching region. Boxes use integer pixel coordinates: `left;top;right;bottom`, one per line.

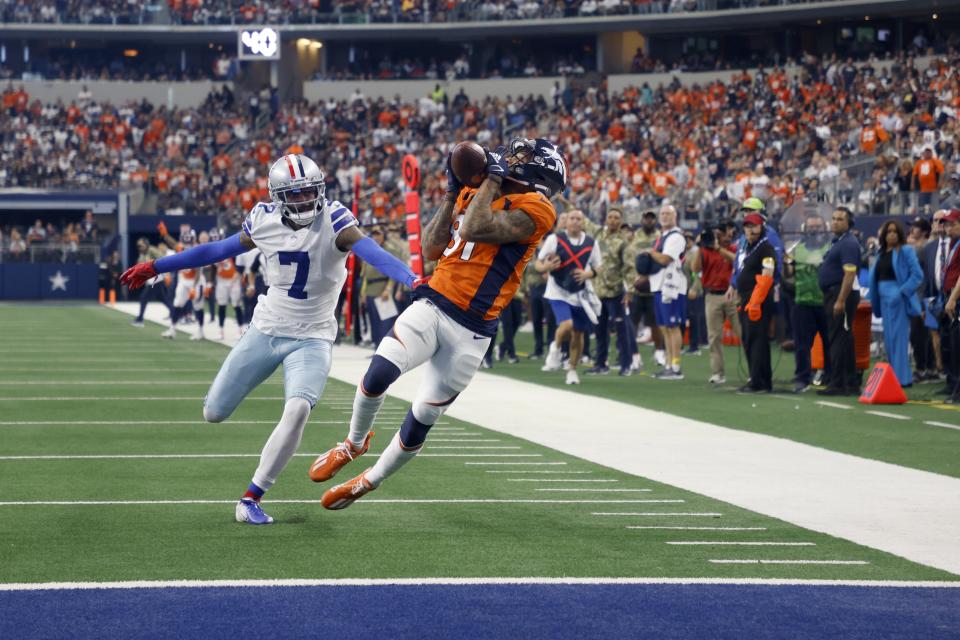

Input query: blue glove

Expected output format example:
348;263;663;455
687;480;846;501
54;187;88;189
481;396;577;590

485;145;509;180
445;152;464;195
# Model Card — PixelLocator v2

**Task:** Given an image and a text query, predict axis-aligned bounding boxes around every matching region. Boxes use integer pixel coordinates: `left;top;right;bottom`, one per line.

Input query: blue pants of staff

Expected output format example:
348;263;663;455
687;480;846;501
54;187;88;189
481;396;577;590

877;280;912;386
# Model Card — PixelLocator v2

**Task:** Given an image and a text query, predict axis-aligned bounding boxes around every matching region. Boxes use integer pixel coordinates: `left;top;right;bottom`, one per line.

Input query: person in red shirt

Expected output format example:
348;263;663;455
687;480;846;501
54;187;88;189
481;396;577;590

254;141;272;165
689;220;739;383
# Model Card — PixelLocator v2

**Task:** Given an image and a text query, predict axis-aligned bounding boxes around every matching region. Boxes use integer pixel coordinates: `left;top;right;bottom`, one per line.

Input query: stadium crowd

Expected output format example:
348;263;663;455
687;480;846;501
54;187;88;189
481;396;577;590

0;212;101;263
0;0;845;25
4;48;960;230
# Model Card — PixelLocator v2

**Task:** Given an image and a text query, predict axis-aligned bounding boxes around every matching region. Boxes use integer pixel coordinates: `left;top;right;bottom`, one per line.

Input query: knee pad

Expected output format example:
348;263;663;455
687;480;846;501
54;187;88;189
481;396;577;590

411;392;458;428
203;405;227;424
399;409;433;449
361;355;401;396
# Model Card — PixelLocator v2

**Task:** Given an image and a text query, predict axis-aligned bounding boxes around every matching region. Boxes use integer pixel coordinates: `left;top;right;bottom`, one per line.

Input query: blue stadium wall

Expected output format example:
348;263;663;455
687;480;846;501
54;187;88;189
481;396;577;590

0;263;100;300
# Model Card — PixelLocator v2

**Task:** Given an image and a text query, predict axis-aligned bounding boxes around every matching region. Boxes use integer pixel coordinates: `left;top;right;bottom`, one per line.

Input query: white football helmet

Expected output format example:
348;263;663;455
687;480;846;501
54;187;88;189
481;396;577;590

268;153;326;226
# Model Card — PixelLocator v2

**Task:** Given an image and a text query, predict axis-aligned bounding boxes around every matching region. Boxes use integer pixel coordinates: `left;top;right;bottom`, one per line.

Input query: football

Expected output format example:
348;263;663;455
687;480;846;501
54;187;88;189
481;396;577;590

451;141;487;189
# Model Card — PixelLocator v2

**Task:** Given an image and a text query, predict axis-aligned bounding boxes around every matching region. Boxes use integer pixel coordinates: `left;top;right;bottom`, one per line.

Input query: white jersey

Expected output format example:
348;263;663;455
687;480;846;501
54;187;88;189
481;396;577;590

242;200;358;340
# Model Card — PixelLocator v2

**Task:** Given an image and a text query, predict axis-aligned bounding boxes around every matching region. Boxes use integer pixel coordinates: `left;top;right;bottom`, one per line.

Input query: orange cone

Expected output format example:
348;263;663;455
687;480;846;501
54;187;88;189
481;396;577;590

859;363;907;405
98;288;105;304
109;289;117;304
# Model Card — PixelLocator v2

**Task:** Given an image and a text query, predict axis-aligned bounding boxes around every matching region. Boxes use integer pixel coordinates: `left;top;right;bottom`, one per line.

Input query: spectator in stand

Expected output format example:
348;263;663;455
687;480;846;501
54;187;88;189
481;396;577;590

913;146;945;214
79;210;98;242
816;206;862;397
868;220;923;387
690;220;738;385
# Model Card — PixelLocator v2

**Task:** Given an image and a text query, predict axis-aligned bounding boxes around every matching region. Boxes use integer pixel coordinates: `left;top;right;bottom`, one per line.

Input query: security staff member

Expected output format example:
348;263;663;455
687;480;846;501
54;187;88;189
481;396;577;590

736;213;777;393
817;206;861;396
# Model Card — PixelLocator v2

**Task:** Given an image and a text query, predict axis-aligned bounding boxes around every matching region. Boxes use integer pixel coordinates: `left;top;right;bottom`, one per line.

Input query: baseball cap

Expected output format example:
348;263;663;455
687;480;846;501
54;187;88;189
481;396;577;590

943;209;960;224
909;216;932;233
641;210;657;219
743;213;765;227
740;197;765;212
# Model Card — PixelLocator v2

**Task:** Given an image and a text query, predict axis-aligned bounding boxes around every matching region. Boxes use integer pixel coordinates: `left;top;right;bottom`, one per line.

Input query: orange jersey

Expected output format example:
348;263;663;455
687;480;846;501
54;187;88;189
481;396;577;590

426;188;556;328
217;258;237;280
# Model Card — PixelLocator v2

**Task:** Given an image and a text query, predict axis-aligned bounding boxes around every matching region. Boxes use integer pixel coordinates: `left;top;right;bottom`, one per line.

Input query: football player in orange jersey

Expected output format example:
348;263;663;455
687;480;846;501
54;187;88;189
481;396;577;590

312;138;566;509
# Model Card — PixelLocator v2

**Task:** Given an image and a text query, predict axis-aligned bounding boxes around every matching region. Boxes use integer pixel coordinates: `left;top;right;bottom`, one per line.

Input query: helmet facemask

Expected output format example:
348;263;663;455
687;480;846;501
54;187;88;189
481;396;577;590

271;180;325;226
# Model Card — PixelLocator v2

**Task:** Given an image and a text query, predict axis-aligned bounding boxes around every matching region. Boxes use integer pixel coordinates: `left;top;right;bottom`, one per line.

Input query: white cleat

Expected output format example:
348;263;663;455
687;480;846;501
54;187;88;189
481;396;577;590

217;329;225;340
654;350;666;367
709;374;726;385
631;353;643;372
161;326;176;339
565;369;580;385
541;341;563;372
191;328;205;341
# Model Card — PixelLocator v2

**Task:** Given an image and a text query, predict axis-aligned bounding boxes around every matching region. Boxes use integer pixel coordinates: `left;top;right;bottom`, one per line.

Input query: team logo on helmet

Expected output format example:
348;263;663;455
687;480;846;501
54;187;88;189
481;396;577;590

268;154;326;226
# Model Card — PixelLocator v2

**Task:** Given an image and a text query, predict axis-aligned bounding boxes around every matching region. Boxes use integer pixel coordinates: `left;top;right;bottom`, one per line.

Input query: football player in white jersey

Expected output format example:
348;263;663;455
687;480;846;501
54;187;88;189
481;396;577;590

161;228;202;341
121;153;421;525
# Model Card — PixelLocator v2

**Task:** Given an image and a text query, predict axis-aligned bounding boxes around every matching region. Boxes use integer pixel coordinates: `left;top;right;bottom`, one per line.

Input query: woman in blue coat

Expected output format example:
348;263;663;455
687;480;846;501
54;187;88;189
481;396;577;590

868;220;923;387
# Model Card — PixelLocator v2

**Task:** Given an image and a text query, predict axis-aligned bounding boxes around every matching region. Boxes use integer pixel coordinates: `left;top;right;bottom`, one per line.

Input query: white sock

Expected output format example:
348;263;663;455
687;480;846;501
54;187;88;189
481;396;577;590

251;397;311;491
348;385;385;449
365;432;418;487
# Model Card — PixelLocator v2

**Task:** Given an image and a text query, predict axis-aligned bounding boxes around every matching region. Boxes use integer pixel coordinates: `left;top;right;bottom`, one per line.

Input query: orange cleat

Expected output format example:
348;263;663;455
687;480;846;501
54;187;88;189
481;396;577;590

321;471;375;510
308;432;374;483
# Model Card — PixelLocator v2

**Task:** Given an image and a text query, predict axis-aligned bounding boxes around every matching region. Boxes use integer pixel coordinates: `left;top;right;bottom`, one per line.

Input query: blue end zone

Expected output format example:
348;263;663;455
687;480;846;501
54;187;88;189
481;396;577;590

1;584;958;639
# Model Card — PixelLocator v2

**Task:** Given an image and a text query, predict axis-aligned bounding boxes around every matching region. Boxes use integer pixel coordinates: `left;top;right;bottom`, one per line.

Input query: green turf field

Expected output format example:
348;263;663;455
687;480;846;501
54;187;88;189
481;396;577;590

485;331;960;479
0;304;956;584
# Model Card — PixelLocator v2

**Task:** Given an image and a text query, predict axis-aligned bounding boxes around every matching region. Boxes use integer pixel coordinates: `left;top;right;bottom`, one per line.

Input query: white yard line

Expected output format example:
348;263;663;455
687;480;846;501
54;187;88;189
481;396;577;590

2;576;958;592
487;470;591;474
627;527;767;531
814;401;853;409
666;541;815;546
865;411;911;421
592;512;723;517
0;420;443;427
111;305;960;576
534;488;650;492
465;462;566;466
924;421;960;432
709;560;869;566
507;479;615;482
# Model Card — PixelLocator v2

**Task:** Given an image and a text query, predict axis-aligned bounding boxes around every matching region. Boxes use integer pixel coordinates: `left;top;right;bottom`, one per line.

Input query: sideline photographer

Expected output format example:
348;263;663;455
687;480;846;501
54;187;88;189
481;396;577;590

689;220;738;384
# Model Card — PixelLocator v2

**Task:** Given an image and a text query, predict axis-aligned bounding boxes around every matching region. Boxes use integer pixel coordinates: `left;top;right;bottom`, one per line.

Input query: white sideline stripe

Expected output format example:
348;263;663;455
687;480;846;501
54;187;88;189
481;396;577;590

427;440;501;443
2;577;958;591
466;462;566;466
507;479;616;482
865;411;910;421
814;401;853;410
667;541;815;546
627;527;767;531
710;560;870;566
0;453;543;461
924;421;960;431
0;381;234;386
535;488;650;492
0;499;685;507
593;512;722;517
487;471;592;474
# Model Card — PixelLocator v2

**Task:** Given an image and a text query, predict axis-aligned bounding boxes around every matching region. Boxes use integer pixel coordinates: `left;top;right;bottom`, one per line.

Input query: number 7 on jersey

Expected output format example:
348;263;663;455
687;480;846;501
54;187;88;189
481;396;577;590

278;250;310;299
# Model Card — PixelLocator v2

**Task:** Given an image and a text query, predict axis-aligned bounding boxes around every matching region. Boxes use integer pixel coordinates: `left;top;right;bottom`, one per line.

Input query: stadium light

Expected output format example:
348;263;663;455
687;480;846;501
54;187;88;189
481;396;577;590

297;38;311;47
310;41;323;50
123;49;138;58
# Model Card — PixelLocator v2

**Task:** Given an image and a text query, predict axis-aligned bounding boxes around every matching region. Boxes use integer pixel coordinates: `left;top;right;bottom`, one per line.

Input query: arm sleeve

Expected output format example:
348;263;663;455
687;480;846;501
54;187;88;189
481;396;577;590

350;236;416;288
154;233;247;274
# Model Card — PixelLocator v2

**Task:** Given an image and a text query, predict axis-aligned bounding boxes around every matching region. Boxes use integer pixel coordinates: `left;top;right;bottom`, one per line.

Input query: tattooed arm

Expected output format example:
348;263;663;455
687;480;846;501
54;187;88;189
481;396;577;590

422;195;457;261
460;177;536;245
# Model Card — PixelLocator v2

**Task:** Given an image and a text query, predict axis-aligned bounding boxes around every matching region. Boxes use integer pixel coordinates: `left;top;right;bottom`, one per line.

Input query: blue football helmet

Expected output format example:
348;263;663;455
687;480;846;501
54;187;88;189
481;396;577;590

503;137;567;197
